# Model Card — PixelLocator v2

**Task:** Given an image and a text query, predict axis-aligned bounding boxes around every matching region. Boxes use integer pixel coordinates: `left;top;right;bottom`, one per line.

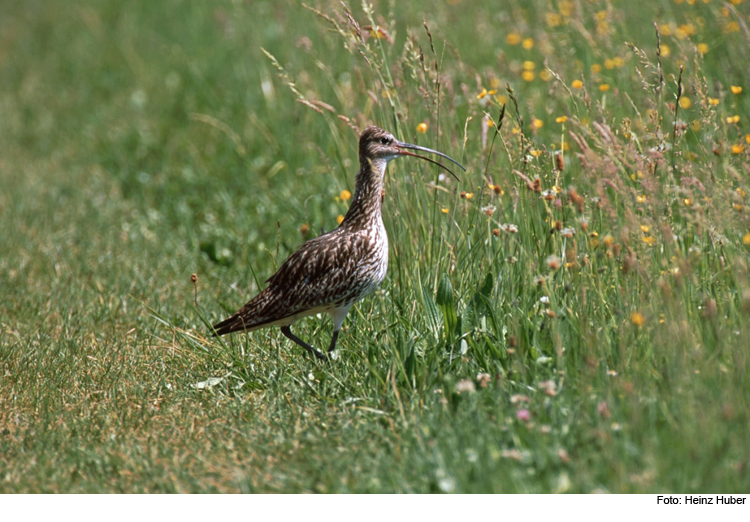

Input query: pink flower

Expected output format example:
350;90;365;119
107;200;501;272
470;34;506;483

516;409;531;422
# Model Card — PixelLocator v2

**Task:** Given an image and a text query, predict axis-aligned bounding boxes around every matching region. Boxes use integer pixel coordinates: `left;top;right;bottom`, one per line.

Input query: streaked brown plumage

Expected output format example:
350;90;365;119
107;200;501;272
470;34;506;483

212;126;464;360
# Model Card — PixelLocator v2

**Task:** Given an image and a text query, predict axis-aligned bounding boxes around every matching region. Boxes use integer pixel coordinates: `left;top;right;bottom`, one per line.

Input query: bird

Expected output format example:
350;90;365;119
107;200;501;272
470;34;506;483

212;126;465;361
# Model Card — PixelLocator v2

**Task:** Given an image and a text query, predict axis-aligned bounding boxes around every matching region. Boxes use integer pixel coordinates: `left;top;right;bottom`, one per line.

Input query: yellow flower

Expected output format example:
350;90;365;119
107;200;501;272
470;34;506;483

556;116;568;123
642;236;657;246
532;118;544;129
732;144;746;154
731;85;743;94
636;195;646;203
631;312;645;326
746;134;750;144
523;60;535;71
604;59;615;70
339;189;352;201
738;188;747;198
417;122;428;134
530;149;543;157
540;70;551;81
697;43;709;55
522;38;534;50
661;44;671;57
708;97;720;105
679;97;692;109
599;84;610;92
613;57;624;68
522;70;535;82
506;33;522;45
659;24;672;36
727;115;741;124
546;12;562;27
684;198;692;206
591;63;602;73
690;120;701;132
595;10;608;21
572;80;583;89
441;207;449;214
640;225;651;233
337;214;345;225
743;232;750;245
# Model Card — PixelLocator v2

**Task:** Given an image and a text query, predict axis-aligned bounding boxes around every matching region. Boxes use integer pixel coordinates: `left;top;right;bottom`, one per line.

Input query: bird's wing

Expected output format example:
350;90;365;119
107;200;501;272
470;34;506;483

213;230;372;335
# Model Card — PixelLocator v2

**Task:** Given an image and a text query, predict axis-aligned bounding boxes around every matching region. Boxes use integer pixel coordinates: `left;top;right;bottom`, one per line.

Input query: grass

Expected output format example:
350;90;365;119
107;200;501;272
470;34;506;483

1;0;749;493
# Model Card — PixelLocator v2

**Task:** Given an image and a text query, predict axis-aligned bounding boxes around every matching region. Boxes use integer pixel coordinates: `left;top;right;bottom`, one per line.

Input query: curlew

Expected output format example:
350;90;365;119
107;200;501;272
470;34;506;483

212;126;465;360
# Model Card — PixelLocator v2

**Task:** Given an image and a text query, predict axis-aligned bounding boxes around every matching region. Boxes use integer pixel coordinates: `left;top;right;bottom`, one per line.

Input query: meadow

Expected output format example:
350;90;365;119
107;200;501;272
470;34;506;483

1;0;749;493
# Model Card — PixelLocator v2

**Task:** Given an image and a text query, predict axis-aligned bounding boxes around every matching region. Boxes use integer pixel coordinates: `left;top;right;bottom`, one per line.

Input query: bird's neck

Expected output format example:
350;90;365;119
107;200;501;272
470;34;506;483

341;158;386;230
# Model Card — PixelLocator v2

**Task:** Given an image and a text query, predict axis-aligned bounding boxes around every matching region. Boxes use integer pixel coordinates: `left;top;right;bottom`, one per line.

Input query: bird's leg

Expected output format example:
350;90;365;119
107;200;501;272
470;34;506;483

327;330;339;353
280;326;328;361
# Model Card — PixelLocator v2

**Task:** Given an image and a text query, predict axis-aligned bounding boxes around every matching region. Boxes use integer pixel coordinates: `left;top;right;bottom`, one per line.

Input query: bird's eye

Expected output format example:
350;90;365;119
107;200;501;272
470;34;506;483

380;137;390;145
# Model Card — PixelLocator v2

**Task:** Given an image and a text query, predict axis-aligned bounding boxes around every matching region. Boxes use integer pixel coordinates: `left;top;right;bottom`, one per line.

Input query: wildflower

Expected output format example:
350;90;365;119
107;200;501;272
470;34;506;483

555;151;565;171
556;116;568;123
510;394;531;404
455;379;476;394
697;43;709;55
690;120;701;132
300;223;310;235
546;12;562;27
613;57;624;68
738;188;747;198
477;88;497;99
642;236;657;246
523;60;535;71
542;188;556;200
640;225;651;233
339;189;352;201
708;97;719;105
746;134;750;144
684;198;693;206
506;33;522;45
561;227;576;238
416;122;428;133
743;233;750;245
636;194;646;203
460;191;473;199
533;275;546;286
607;370;618;377
572;80;583;89
599;84;610;92
336;214;345;225
661;44;671;57
522;70;535;82
538;380;557;396
546;255;562;270
531;149;543;158
500;223;519;234
727;115;740;124
540;70;551;81
491;184;504;195
516;409;531;422
482;205;495;217
522;38;534;50
441;207;449;214
532;118;543;129
679;97;692;109
591;63;602;73
631;311;645;326
597;401;610;418
732;144;746;154
477;373;492;387
539;296;550;304
492;228;500;237
731;85;743;94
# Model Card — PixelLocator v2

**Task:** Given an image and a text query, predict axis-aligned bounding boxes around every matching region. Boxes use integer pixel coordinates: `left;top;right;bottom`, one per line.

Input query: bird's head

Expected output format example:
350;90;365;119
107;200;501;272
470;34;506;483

358;126;465;180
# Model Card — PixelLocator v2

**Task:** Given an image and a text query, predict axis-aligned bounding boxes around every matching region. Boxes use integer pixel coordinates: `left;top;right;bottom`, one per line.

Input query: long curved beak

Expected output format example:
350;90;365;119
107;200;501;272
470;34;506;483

396;140;465;181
